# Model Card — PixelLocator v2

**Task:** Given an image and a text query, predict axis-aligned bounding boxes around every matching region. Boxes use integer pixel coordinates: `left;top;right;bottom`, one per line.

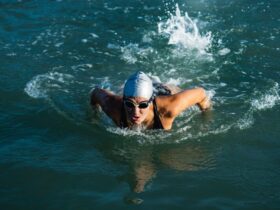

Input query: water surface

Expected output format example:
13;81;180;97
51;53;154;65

0;0;280;209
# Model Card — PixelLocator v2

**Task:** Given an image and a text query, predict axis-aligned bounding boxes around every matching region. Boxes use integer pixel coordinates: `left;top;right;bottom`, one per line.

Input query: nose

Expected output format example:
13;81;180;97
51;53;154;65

132;106;140;115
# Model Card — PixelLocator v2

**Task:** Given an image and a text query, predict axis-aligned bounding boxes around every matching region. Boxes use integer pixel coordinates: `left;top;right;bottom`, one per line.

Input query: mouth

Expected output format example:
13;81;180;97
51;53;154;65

131;116;140;123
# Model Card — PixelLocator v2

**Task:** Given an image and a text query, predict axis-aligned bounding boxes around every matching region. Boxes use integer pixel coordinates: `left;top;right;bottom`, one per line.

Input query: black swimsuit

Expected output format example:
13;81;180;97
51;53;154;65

120;83;171;129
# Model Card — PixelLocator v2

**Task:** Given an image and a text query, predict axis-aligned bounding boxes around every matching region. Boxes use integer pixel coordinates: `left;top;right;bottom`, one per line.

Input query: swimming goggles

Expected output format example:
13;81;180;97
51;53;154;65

124;99;151;109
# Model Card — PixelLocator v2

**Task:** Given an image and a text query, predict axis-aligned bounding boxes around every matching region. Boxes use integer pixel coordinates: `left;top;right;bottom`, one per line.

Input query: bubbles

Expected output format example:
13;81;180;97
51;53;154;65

158;4;212;55
106;127;174;145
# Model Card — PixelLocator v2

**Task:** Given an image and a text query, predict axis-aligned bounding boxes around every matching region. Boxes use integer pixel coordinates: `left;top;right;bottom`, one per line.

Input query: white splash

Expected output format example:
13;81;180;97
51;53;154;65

235;111;255;130
71;63;93;72
120;43;138;64
158;4;212;54
166;78;185;86
251;82;280;111
218;48;231;56
90;33;99;38
120;43;154;64
236;82;280;130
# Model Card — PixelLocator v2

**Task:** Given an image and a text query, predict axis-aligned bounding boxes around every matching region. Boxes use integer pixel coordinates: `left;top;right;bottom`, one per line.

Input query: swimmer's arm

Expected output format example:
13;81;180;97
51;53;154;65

90;87;121;118
90;87;110;107
168;87;211;117
197;92;211;111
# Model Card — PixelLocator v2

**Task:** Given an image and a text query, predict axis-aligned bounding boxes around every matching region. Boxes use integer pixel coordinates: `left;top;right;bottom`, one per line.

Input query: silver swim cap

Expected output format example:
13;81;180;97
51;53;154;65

123;71;153;99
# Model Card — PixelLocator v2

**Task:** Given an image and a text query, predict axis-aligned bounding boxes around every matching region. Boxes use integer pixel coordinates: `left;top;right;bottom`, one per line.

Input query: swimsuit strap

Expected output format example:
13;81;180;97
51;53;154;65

152;99;164;129
153;83;172;97
120;98;128;128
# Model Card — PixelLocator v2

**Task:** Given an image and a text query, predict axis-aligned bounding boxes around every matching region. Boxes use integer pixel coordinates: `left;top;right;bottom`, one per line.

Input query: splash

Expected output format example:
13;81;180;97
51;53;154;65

158;4;212;54
251;82;280;111
120;43;154;64
236;82;280;130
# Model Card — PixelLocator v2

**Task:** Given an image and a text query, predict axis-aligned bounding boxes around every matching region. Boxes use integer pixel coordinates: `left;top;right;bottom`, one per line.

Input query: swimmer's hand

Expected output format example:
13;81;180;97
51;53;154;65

198;95;211;111
90;87;101;107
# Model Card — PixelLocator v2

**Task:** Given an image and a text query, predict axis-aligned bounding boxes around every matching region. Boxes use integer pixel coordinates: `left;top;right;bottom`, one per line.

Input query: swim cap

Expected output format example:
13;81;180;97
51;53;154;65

123;71;153;99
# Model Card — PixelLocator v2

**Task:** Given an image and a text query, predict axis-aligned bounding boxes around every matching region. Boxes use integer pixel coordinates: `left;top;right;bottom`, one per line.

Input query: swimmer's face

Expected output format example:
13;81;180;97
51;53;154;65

124;97;151;125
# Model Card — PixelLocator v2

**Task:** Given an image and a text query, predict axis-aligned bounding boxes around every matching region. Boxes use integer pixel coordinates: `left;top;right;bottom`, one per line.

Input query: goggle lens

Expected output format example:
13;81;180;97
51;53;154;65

124;100;150;109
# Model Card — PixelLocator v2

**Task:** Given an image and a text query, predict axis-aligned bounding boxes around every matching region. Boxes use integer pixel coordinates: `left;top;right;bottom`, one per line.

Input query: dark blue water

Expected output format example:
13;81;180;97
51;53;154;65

1;0;280;209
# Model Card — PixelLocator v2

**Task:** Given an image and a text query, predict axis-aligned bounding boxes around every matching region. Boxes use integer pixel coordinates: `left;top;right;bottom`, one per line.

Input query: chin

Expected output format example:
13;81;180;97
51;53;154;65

130;118;144;125
131;120;142;125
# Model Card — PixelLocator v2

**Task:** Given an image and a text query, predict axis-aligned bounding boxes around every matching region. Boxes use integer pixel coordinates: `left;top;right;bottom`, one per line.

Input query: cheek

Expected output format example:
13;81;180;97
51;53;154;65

126;108;133;116
126;108;138;117
139;109;149;117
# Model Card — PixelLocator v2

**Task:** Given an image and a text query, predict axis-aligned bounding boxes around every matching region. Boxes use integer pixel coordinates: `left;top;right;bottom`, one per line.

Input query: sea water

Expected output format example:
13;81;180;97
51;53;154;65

0;0;280;209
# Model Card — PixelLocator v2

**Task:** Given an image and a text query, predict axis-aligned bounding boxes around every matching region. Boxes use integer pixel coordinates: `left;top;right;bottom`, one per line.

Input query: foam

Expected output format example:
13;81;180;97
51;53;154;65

218;48;231;56
106;127;149;138
120;43;154;64
166;78;184;86
235;111;255;130
142;31;156;43
251;83;280;111
120;44;139;64
234;82;280;130
24;72;73;99
71;64;93;72
90;33;99;38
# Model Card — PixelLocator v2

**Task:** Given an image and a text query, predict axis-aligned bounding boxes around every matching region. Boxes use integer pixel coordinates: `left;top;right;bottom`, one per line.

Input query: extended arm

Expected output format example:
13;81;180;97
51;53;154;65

90;87;122;122
91;87;112;107
164;87;211;118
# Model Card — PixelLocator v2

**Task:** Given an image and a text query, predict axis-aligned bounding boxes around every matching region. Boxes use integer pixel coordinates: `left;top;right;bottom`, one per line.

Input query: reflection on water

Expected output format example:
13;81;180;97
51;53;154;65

96;137;217;195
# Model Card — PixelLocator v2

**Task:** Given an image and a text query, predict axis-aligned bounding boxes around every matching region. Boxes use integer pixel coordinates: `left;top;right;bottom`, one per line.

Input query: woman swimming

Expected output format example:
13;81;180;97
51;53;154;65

90;71;211;130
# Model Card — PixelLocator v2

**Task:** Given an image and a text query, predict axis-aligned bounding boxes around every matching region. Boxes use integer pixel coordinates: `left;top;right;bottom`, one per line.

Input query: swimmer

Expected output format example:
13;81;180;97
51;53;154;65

90;71;211;130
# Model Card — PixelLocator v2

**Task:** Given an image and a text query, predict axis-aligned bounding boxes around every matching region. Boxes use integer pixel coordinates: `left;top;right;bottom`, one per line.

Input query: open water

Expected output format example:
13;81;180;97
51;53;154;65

1;0;280;209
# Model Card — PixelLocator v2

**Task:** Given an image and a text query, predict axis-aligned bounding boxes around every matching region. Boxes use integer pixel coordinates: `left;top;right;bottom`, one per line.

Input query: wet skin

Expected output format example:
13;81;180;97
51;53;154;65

124;97;152;125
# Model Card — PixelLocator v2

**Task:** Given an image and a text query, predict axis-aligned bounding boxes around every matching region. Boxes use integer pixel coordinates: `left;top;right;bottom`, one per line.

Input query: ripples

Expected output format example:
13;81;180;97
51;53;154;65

3;0;278;145
24;72;74;99
0;132;124;176
1;1;280;208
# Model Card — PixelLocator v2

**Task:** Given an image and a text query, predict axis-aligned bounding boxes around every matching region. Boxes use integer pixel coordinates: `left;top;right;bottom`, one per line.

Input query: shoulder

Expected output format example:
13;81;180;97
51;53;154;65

154;96;176;122
90;87;123;122
154;88;199;115
155;87;209;117
91;87;122;105
151;97;173;130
